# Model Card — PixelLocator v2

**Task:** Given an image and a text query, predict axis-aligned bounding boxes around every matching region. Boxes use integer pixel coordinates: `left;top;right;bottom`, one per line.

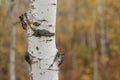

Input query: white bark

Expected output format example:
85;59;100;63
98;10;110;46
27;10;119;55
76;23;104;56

9;0;16;80
19;0;63;80
96;0;106;55
96;0;106;79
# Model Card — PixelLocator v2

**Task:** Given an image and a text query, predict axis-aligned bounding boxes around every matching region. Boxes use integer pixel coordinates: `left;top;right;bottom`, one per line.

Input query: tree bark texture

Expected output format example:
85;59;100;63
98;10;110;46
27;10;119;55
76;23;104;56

19;0;63;80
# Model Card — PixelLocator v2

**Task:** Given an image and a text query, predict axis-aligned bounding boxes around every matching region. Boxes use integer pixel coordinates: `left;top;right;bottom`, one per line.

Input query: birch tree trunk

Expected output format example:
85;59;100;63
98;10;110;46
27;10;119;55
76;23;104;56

9;0;16;80
19;0;63;80
96;0;106;79
96;0;106;56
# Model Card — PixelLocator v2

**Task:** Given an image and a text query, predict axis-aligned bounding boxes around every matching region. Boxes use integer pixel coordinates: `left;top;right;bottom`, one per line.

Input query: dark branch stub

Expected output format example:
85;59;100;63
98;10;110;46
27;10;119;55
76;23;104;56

33;29;55;37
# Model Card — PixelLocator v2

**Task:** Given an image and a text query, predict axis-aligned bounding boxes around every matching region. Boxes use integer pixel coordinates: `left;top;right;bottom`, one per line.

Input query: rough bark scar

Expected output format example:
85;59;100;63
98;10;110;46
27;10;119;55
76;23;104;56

32;29;55;37
19;14;27;30
24;51;33;65
19;13;33;30
25;51;43;64
48;51;64;69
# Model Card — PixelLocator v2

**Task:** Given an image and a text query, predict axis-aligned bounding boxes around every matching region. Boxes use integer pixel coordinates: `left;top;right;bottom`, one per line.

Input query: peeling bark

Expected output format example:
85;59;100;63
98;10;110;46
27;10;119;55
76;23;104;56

19;0;64;80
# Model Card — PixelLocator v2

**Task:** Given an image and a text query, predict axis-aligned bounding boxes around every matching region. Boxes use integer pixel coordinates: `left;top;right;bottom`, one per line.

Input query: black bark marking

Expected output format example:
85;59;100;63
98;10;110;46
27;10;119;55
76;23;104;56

24;51;32;65
51;3;56;5
48;25;52;27
33;29;55;37
19;14;27;30
24;51;33;71
40;72;45;75
32;61;38;64
38;19;48;22
40;72;42;75
46;39;53;42
25;51;42;62
36;46;39;50
31;5;36;9
33;22;41;26
19;13;33;30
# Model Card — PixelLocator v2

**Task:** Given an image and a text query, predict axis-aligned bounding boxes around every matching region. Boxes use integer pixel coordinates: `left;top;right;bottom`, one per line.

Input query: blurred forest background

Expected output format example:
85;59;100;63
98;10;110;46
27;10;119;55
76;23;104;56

0;0;120;80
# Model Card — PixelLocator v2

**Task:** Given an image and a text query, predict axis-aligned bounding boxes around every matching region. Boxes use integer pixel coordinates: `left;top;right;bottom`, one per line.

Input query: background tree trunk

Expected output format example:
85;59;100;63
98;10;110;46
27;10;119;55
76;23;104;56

96;0;107;79
96;0;106;58
9;0;16;80
19;0;63;80
91;11;98;80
